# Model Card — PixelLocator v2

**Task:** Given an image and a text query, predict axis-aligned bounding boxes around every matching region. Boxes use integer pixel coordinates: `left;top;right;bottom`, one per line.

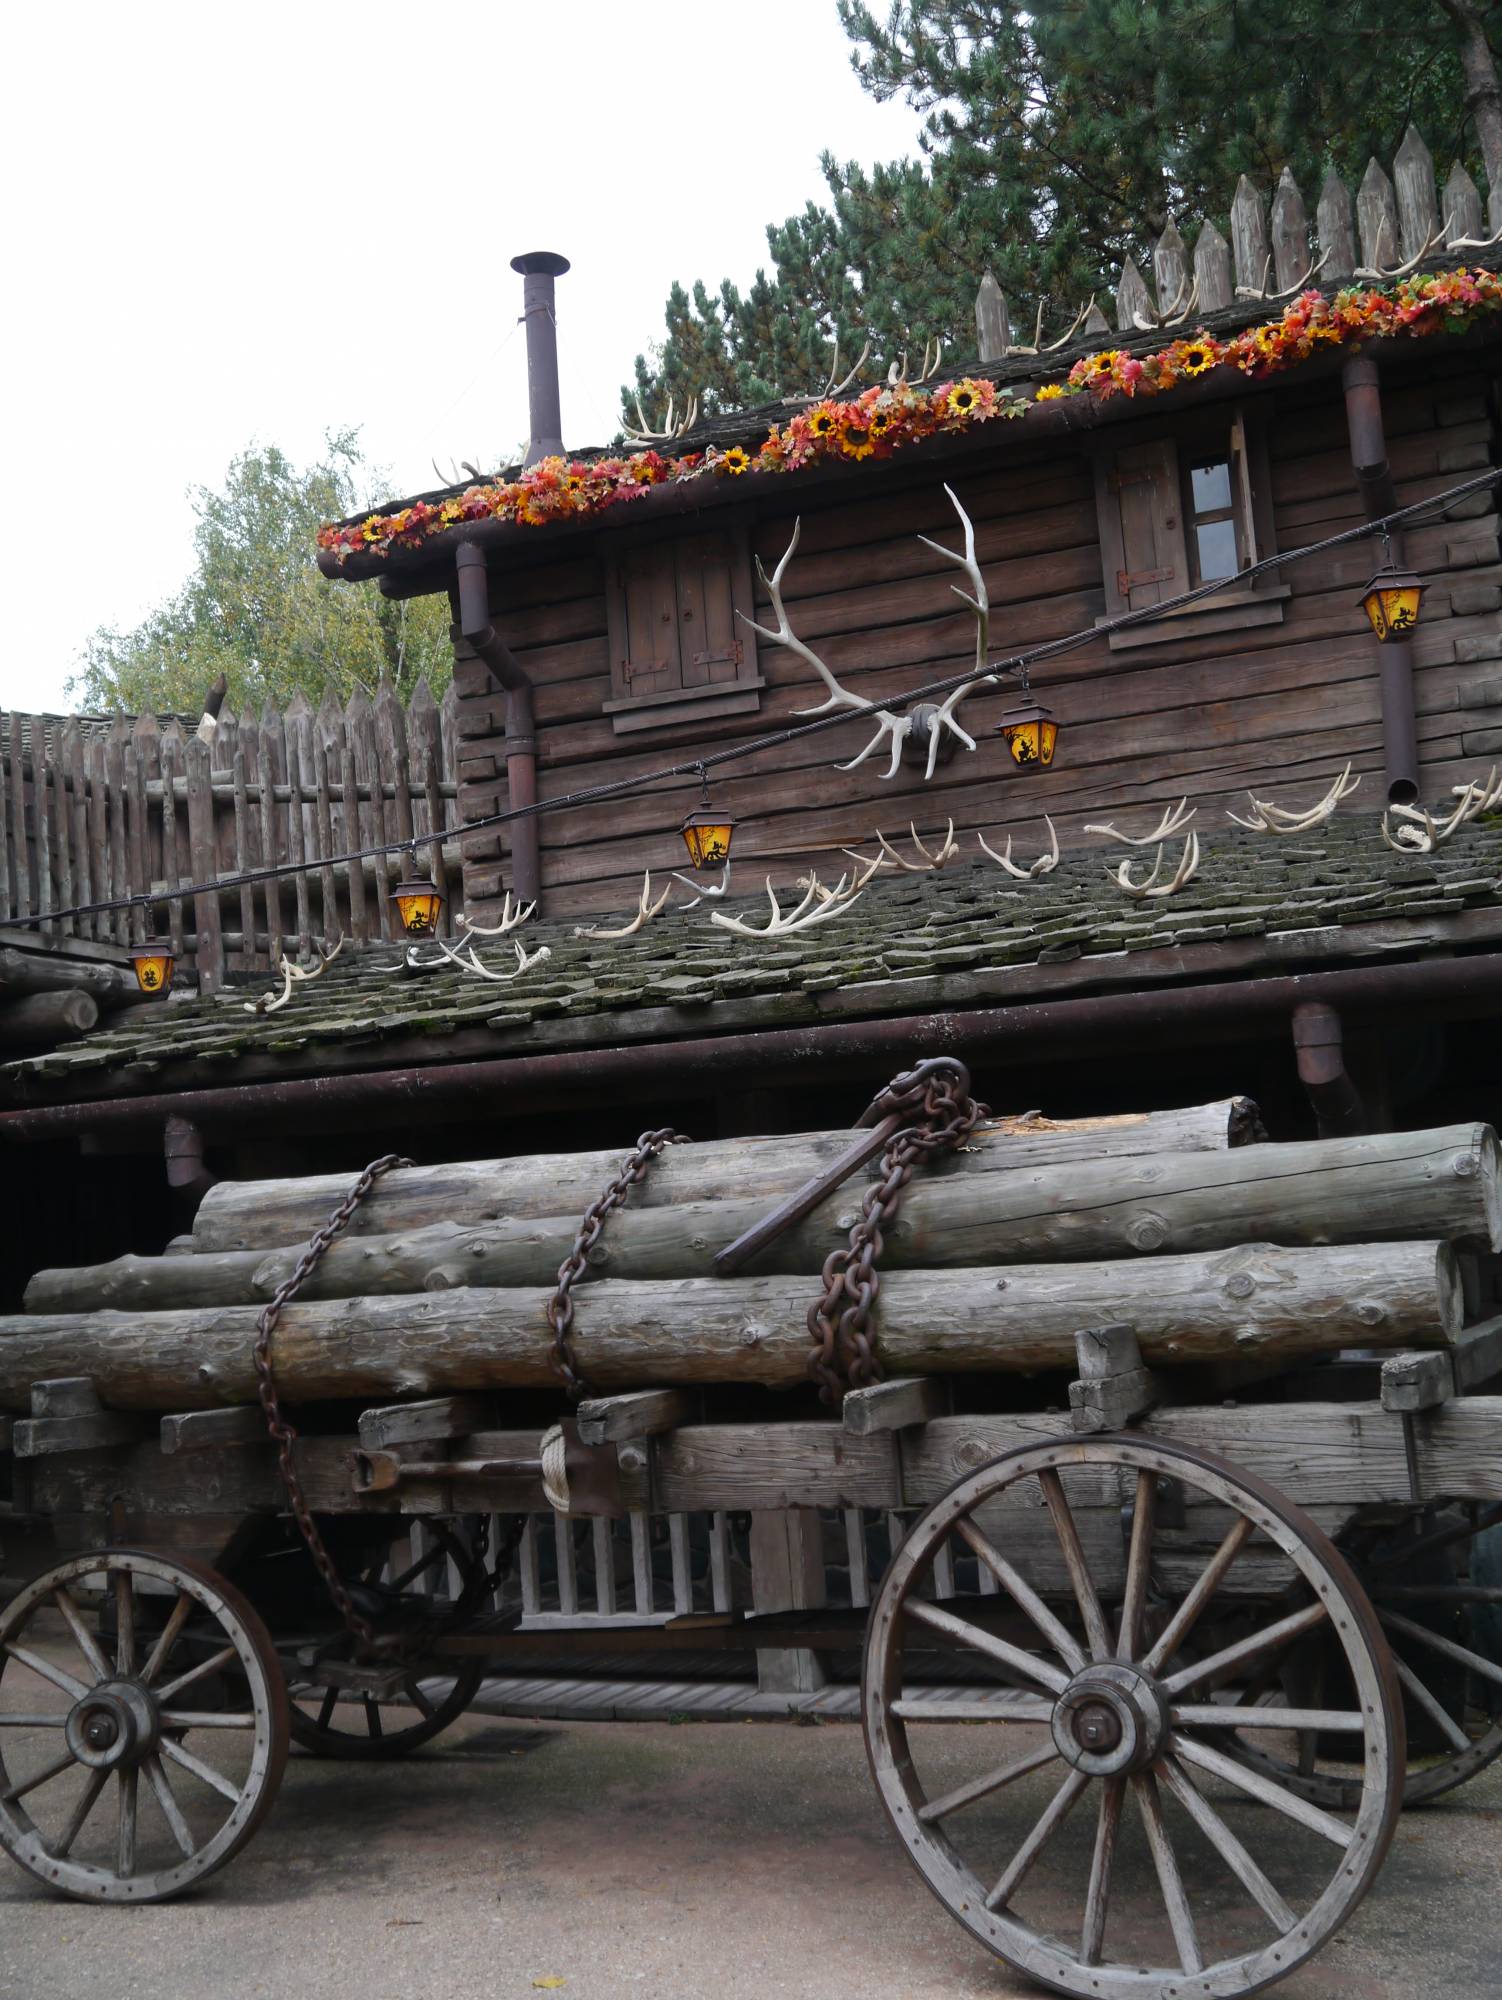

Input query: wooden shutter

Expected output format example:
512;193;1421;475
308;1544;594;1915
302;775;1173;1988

602;525;765;735
1095;438;1190;615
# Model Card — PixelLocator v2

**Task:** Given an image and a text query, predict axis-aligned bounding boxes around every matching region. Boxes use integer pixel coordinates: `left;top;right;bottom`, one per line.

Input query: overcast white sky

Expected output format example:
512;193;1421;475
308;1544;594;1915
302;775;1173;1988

1;1;925;713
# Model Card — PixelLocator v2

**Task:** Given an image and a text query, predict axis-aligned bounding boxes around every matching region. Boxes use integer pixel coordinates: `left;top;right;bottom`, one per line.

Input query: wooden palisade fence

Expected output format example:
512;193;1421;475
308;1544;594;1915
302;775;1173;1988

0;680;463;994
975;121;1502;359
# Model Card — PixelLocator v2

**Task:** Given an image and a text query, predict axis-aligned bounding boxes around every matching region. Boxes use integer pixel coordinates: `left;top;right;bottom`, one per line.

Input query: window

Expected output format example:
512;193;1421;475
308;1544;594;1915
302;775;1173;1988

602;522;765;734
1092;410;1287;650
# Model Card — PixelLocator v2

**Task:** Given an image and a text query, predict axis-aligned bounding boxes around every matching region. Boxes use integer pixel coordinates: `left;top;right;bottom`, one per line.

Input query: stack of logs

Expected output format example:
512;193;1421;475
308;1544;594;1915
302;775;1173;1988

0;1096;1497;1414
0;950;141;1056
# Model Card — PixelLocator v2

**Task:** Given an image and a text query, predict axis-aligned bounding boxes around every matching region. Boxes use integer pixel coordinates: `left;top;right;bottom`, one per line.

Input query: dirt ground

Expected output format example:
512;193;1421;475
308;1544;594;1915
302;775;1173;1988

1;1701;1499;2000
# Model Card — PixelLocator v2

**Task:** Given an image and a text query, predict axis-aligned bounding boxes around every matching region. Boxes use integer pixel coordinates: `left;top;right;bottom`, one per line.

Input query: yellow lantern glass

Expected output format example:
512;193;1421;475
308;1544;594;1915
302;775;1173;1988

1359;565;1426;641
131;947;175;996
996;699;1059;771
388;873;445;938
680;810;735;869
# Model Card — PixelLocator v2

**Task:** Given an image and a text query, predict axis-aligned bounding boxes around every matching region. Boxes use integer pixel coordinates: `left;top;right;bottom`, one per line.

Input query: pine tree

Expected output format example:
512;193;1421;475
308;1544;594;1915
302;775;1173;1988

623;0;1500;421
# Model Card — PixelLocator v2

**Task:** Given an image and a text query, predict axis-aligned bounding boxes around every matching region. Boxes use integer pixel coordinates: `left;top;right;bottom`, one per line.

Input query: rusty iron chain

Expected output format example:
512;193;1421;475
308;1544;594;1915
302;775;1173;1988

546;1128;688;1399
807;1059;987;1406
253;1152;413;1654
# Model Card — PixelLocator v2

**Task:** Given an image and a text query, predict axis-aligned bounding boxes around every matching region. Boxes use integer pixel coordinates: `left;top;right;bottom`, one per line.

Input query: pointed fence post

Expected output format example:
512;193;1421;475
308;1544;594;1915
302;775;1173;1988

1393;124;1438;261
1080;300;1111;337
1115;255;1153;331
1442;159;1484;246
1357;157;1400;270
8;713;29;923
1317;169;1357;282
185;735;224;994
1230;175;1269;295
1192;220;1233;311
1152;221;1189;318
974;271;1010;363
1270;166;1311;291
159;721;188;961
258;703;286;969
348;683;391;939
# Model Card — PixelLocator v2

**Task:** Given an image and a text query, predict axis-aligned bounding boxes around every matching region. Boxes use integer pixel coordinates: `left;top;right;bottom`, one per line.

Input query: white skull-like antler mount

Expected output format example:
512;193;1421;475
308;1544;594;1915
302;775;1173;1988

710;871;868;940
1381;767;1502;853
978;816;1060;879
245;937;345;1014
844;821;962;875
574;871;672;941
740;485;996;783
1085;799;1196;846
1226;763;1360;833
1109;833;1201;900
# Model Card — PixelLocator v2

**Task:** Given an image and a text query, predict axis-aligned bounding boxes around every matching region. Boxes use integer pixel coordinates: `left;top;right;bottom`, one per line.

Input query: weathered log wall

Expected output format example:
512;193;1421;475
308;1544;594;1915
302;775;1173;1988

455;357;1500;921
28;1123;1498;1313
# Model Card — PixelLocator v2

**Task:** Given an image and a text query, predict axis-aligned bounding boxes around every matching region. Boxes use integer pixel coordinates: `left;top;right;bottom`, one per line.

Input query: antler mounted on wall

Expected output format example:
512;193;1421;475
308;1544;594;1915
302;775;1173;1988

741;485;996;783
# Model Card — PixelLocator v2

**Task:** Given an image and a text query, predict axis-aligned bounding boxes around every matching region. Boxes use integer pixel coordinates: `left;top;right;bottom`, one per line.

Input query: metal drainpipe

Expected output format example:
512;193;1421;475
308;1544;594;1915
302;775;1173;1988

510;251;569;467
455;542;540;907
1290;1001;1366;1137
1342;351;1420;804
163;1114;217;1210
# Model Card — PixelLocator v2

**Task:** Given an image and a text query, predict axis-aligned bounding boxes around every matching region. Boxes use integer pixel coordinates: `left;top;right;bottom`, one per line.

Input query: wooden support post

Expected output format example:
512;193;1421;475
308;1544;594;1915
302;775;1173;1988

357;1395;504;1449
160;1407;270;1455
15;1377;147;1456
750;1508;827;1695
1069;1324;1159;1433
1383;1312;1502;1411
842;1377;946;1436
575;1389;689;1445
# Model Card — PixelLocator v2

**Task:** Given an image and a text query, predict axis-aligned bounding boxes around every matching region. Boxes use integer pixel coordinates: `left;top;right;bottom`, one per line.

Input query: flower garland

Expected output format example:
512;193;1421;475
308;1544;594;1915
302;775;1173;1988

319;268;1501;564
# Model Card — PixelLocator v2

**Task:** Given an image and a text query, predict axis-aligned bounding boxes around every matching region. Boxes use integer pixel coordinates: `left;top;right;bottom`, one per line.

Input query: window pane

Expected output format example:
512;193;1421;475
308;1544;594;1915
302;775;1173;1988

1190;460;1232;513
1196;518;1239;580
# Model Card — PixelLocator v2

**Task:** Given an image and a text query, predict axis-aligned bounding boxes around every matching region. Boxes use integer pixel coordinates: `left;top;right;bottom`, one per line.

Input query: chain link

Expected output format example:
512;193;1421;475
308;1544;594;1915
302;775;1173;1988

807;1060;987;1406
253;1153;413;1654
546;1128;687;1399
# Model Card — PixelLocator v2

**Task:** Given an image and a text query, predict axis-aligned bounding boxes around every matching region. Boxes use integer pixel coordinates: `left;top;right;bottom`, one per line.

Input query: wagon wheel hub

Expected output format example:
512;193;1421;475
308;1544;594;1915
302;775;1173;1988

64;1679;160;1772
1051;1663;1167;1777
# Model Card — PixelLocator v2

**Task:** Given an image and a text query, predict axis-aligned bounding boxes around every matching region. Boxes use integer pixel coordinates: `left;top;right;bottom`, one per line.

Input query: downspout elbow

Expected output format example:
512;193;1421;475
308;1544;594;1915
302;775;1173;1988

456;542;529;693
1292;1002;1366;1138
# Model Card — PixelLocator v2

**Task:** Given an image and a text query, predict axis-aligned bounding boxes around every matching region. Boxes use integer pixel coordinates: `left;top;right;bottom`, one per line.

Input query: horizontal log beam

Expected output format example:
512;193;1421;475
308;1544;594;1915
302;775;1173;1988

31;1123;1495;1315
0;1241;1462;1413
188;1100;1258;1252
0;990;98;1053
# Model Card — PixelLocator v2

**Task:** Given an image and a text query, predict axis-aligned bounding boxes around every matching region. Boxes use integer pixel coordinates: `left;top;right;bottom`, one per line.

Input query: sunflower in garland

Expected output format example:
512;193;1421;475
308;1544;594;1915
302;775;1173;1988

1179;339;1217;377
721;445;751;474
838;415;874;459
1252;323;1285;360
807;403;841;442
1090;349;1123;379
867;405;897;439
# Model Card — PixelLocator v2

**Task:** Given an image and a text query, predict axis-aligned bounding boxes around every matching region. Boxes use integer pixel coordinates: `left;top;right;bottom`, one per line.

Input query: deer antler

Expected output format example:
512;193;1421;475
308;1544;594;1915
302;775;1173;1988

1357;226;1443;283
574;871;672;940
1109;832;1200;899
671;860;732;908
792;335;874;404
458;892;535;937
1226;763;1360;833
1085;799;1197;846
1382;767;1502;852
846;821;961;875
978;816;1060;879
1267;245;1332;300
245;937;345;1015
710;872;867;939
620;392;701;447
427;936;551;982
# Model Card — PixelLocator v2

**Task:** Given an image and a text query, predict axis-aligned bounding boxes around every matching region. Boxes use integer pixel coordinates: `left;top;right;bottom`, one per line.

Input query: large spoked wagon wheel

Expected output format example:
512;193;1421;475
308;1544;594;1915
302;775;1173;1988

1225;1500;1502;1810
863;1436;1405;2000
0;1549;288;1904
285;1522;486;1760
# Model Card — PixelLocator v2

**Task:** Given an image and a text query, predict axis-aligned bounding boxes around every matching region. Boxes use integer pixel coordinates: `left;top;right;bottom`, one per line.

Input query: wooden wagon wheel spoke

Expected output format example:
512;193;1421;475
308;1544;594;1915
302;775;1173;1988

916;1740;1059;1825
901;1598;1071;1695
139;1593;195;1687
385;1540;451;1595
1379;1606;1502;1688
983;1767;1090;1910
1390;1655;1472;1753
363;1699;384;1740
315;1687;339;1732
1170;1731;1354;1846
406;1679;438;1720
1037;1469;1112;1660
952;1517;1086;1672
0;1549;289;1905
52;1586;112;1684
142;1753;197;1859
1156;1753;1297;1933
1159;1599;1329;1696
1131;1768;1203;1974
1141;1515;1256;1674
1079;1774;1122;1966
863;1435;1403;1998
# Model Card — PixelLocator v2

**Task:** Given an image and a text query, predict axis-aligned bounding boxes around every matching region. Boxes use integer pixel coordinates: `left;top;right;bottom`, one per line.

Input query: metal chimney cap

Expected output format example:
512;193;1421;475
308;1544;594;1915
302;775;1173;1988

510;251;571;277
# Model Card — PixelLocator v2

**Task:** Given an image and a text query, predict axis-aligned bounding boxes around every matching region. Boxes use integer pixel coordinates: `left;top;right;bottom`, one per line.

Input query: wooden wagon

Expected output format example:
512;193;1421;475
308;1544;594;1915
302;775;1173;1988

2;1072;1500;2000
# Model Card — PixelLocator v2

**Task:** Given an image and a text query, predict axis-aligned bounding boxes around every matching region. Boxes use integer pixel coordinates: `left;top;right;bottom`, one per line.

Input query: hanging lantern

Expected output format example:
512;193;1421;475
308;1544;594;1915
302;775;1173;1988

388;856;445;938
1359;561;1426;641
679;765;735;869
995;695;1059;771
131;943;175;996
